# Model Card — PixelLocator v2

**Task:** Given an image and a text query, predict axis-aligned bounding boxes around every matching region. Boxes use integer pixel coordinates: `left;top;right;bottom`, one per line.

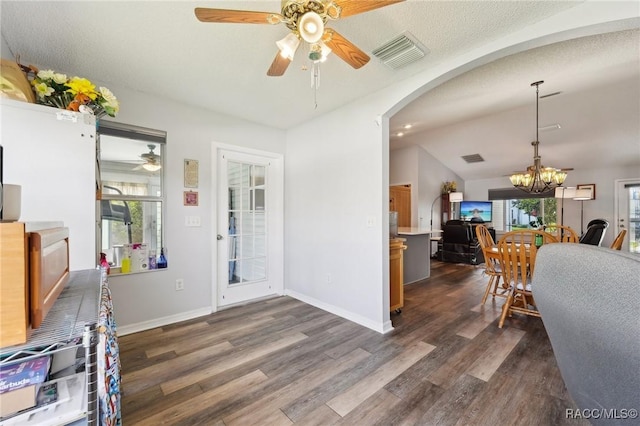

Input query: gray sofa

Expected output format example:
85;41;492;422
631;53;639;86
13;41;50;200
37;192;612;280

533;244;640;425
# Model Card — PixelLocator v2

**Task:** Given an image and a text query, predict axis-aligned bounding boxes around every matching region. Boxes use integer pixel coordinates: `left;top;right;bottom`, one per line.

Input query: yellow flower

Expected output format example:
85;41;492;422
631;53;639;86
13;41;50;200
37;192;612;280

66;77;98;100
33;82;54;98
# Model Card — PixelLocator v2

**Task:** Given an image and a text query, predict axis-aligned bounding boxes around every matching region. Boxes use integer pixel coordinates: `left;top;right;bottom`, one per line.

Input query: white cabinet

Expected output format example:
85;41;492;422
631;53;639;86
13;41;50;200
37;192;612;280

1;99;97;271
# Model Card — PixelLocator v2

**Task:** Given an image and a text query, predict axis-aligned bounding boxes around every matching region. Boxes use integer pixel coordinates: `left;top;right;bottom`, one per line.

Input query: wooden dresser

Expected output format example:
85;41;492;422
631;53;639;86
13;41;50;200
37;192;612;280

0;221;69;348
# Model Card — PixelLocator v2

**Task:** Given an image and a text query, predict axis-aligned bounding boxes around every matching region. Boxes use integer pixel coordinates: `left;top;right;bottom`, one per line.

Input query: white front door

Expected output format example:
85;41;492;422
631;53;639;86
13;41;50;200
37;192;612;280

216;147;283;307
615;179;640;253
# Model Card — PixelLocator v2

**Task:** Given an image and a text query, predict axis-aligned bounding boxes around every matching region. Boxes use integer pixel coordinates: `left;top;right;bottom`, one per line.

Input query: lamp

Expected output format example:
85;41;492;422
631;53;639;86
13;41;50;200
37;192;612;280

298;11;324;43
430;191;463;229
510;81;568;194
276;33;301;60
573;188;593;234
142;162;161;172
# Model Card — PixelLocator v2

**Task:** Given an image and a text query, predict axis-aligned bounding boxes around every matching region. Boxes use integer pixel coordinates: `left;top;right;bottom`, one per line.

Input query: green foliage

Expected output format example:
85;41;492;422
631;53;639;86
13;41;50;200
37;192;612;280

511;197;558;228
543;197;557;227
128;201;143;244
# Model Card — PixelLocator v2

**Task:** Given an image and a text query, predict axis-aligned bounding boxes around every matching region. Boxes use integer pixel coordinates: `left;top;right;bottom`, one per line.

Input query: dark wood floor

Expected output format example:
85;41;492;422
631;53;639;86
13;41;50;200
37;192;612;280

119;261;586;425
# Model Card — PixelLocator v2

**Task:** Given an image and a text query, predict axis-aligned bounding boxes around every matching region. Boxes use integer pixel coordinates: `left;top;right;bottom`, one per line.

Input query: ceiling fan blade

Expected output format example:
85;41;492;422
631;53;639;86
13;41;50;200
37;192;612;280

336;0;405;18
267;52;291;77
195;8;282;24
323;29;370;69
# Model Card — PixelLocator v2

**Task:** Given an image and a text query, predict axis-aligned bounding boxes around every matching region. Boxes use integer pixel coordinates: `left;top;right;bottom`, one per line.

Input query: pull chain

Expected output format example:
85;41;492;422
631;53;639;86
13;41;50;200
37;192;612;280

311;62;320;109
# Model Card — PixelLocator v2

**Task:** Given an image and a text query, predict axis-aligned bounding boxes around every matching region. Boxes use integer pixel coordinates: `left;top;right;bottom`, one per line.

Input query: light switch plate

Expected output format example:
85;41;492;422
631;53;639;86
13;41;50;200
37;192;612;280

185;216;201;227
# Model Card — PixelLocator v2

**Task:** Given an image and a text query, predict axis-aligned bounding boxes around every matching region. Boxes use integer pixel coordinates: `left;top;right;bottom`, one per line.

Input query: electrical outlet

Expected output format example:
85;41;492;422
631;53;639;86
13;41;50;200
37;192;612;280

175;278;184;291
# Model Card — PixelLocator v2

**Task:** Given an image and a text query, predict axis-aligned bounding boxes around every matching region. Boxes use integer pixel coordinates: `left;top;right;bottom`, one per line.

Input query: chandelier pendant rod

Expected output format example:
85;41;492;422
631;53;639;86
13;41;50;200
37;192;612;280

510;80;568;194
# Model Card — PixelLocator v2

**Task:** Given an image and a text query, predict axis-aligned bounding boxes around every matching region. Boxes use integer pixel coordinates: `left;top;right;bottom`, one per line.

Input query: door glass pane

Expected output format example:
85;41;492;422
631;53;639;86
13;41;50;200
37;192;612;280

228;161;268;285
629;186;640;253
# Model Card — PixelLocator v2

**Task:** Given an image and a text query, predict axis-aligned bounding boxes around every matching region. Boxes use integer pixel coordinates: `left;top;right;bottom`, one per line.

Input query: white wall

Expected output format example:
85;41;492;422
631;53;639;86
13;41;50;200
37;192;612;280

416;147;463;230
389;145;463;229
0;31;11;57
389;145;419;226
285;100;392;333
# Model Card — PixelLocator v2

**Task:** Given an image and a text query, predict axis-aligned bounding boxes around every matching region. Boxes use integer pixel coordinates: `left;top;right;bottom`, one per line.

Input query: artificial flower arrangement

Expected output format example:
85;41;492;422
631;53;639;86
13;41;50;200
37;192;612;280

29;67;119;117
441;181;457;193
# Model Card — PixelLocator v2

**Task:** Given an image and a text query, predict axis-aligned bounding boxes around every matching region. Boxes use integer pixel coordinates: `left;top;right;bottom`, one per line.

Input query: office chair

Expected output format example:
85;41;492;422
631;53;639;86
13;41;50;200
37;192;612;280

578;221;609;246
586;218;608;229
101;185;133;243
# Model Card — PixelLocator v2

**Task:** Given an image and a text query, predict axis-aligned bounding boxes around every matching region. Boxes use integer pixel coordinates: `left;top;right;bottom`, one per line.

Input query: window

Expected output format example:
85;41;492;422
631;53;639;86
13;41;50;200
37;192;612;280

98;121;166;273
506;198;557;231
488;188;557;232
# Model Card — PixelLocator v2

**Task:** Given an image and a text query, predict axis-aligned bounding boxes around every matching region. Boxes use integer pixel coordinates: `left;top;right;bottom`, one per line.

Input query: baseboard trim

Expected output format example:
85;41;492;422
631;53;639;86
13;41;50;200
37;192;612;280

285;289;393;334
117;307;213;336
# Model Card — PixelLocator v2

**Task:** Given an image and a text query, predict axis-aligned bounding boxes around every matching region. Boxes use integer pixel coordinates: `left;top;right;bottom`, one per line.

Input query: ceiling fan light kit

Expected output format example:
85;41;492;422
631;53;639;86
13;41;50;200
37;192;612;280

276;33;301;60
142;163;162;172
138;144;162;172
510;80;569;194
298;11;324;43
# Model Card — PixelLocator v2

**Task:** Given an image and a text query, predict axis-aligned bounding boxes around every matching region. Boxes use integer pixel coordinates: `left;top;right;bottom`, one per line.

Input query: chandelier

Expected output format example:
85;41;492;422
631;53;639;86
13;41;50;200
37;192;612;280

510;81;568;194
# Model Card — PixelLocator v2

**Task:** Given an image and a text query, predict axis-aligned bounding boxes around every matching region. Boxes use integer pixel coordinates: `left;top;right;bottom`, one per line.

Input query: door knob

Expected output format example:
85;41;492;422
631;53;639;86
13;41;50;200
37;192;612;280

217;234;224;240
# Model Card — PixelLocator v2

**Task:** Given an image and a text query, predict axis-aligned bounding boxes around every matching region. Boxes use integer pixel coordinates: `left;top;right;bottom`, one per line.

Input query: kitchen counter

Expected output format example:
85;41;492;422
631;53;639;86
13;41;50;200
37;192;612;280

398;227;443;236
396;228;442;283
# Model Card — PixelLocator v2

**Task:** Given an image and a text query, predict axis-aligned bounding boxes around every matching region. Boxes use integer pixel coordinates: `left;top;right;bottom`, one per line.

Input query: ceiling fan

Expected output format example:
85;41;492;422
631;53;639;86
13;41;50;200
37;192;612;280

134;144;162;172
195;0;405;76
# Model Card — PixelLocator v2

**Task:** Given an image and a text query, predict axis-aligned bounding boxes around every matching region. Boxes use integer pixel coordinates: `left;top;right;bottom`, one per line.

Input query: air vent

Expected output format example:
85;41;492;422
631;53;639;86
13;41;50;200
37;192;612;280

372;31;428;69
462;154;485;164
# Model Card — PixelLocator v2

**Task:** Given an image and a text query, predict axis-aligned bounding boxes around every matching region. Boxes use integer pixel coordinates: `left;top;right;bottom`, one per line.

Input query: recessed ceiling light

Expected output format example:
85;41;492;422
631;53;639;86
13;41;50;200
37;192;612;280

397;132;404;137
403;124;412;129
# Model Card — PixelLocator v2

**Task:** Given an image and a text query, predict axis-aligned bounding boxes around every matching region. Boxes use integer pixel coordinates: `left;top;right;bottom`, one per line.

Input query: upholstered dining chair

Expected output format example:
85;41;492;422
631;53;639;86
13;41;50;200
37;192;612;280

497;230;559;328
475;225;507;305
610;229;627;250
543;224;579;243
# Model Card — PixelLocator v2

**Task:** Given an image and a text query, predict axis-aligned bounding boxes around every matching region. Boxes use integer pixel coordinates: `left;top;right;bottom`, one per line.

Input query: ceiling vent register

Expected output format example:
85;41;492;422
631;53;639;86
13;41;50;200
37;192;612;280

372;31;428;69
462;154;485;164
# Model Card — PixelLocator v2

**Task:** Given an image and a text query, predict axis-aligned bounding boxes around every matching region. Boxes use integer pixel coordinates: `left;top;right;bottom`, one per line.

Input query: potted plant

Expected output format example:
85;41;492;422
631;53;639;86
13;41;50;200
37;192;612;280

441;181;457;193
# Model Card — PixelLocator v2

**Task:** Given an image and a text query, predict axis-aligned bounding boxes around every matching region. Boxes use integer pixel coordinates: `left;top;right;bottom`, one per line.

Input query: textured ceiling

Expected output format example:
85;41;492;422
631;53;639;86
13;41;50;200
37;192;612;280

1;1;638;181
1;0;581;129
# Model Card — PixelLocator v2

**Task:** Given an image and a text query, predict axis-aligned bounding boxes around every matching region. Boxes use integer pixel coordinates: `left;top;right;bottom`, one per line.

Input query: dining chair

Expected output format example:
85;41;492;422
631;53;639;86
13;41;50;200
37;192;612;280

475;224;507;304
543;224;579;243
610;229;627;250
497;229;559;328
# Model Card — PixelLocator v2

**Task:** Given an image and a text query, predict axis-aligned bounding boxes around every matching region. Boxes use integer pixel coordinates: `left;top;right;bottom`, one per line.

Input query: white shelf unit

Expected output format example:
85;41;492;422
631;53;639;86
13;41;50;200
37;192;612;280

0;270;101;426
